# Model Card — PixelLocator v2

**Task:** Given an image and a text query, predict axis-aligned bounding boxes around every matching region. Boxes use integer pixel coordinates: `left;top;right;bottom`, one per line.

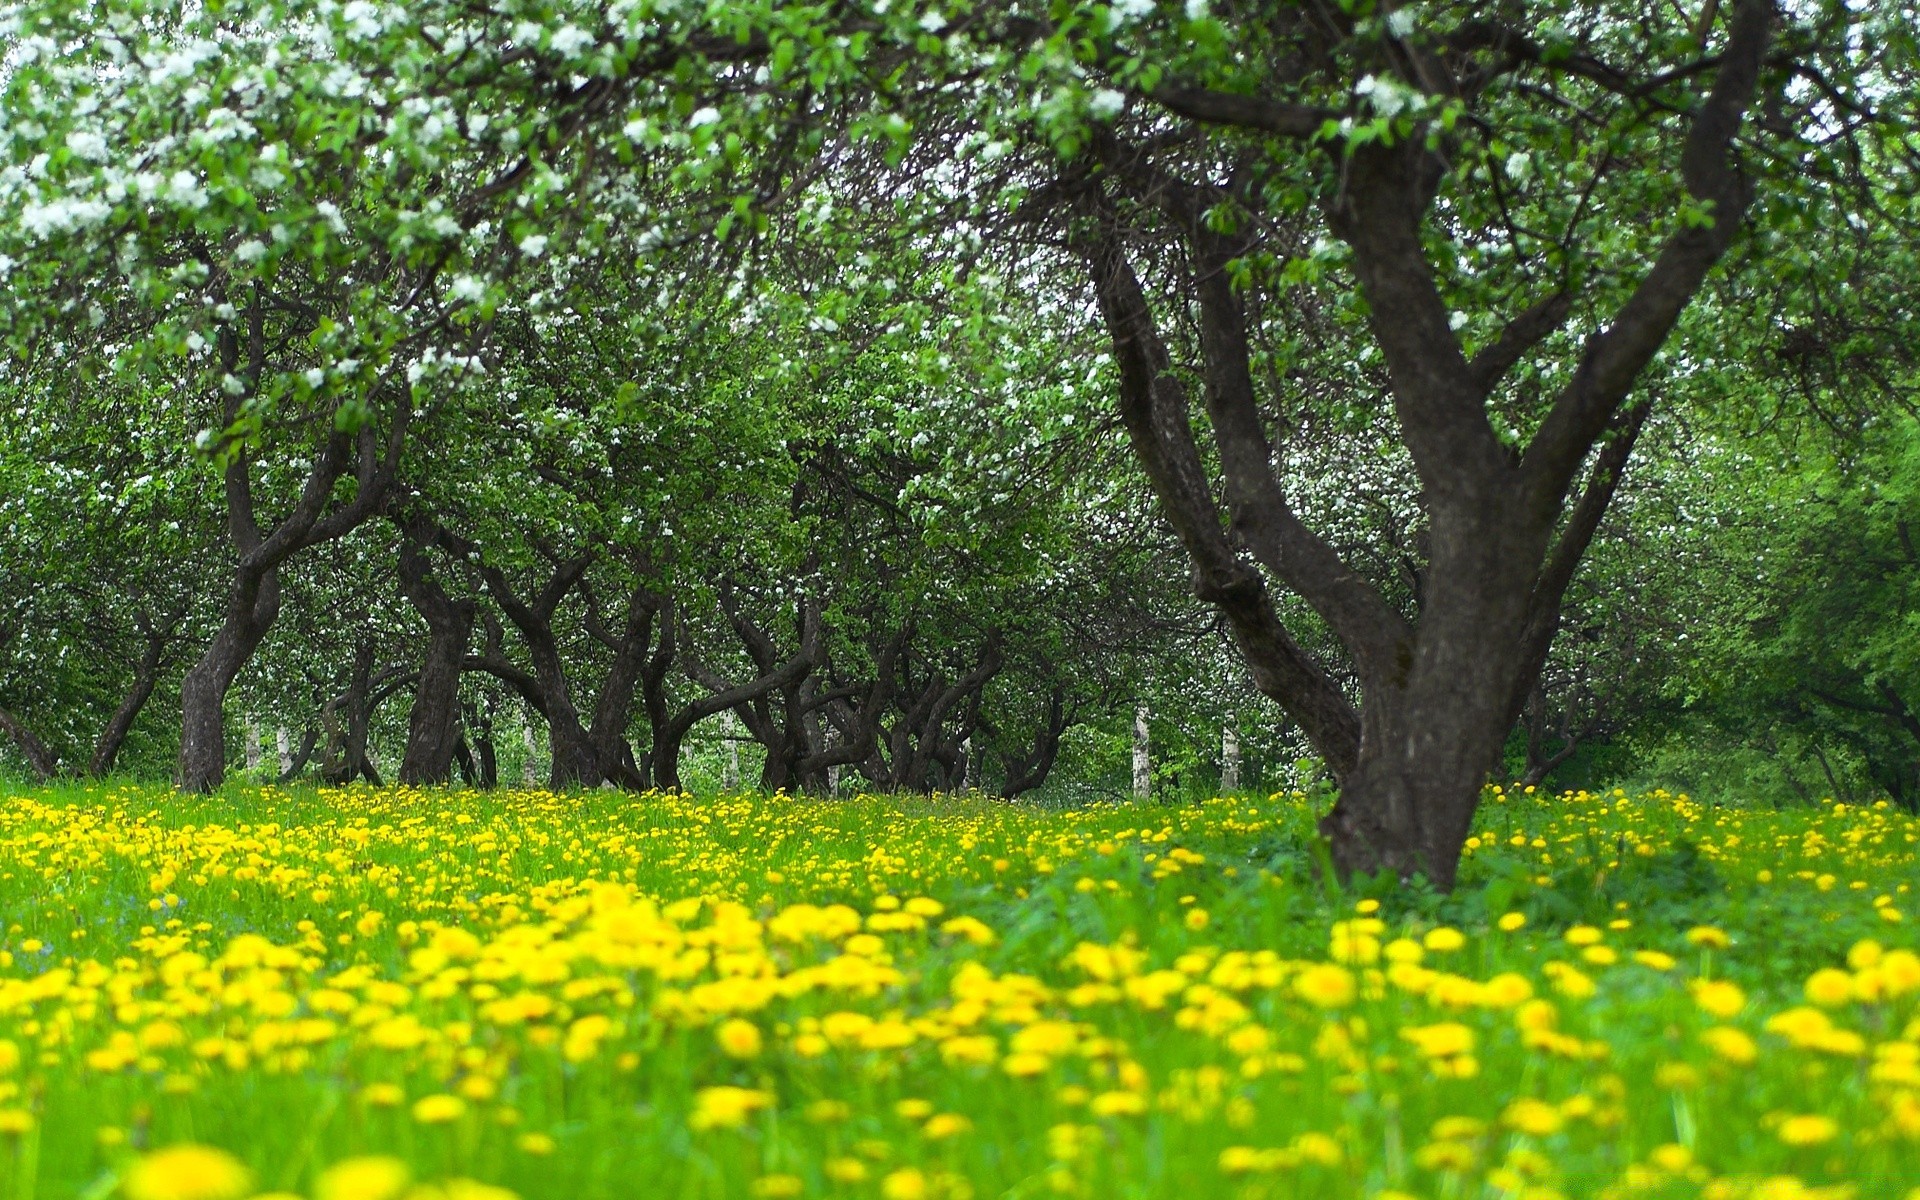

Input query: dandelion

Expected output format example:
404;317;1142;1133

315;1157;411;1200
1293;963;1357;1008
715;1018;763;1058
1691;979;1746;1018
689;1086;772;1130
123;1145;253;1200
1803;968;1855;1007
881;1168;928;1200
411;1094;467;1124
1775;1114;1839;1146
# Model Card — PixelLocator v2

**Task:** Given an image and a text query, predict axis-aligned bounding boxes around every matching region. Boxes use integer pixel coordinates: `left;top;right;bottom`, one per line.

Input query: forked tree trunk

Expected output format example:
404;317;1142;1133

1077;0;1770;885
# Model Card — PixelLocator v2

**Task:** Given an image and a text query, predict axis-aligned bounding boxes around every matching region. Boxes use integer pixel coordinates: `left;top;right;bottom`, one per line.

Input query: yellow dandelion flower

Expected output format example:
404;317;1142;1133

1775;1114;1839;1146
715;1018;763;1059
411;1094;467;1125
315;1157;411;1200
881;1168;928;1200
123;1144;254;1200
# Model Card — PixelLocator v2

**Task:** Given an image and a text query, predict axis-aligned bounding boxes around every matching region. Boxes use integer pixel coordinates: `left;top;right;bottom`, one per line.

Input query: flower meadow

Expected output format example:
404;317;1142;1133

0;784;1915;1200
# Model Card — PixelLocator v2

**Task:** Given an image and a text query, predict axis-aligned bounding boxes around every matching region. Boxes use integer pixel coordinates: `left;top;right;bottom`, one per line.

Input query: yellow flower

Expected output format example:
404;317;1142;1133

0;1109;32;1135
715;1018;763;1059
1564;925;1603;947
515;1133;556;1156
1502;1098;1565;1136
1803;969;1855;1007
1690;979;1746;1018
315;1157;411;1200
123;1144;254;1200
1686;926;1730;950
411;1094;467;1125
824;1158;868;1183
1293;964;1357;1008
1424;927;1467;952
881;1168;928;1200
361;1083;405;1107
1498;912;1528;932
1184;907;1210;931
1089;1090;1148;1117
923;1113;972;1139
689;1086;772;1130
1775;1114;1839;1146
750;1176;803;1199
1700;1026;1758;1065
1401;1022;1475;1059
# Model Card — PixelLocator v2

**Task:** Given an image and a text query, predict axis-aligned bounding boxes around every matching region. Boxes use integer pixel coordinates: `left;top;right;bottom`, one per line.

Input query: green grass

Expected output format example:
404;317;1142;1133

0;780;1913;1200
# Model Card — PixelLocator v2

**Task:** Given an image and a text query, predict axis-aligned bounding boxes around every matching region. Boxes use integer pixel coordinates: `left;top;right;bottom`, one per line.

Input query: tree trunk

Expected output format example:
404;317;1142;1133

1318;530;1538;888
999;688;1072;800
89;620;170;778
467;693;499;787
1222;720;1240;792
179;567;281;791
1132;705;1151;799
279;724;318;782
397;531;476;785
322;639;382;785
0;706;57;780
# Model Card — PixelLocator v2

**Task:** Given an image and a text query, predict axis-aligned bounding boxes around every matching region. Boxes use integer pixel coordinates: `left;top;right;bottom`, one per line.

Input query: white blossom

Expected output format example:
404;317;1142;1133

550;25;594;55
64;130;108;161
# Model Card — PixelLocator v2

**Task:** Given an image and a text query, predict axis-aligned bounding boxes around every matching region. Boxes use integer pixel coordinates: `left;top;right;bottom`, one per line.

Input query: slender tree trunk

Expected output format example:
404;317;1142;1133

89;625;169;778
323;639;381;785
1222;720;1240;792
520;719;540;786
276;727;293;776
279;724;318;782
1132;705;1151;800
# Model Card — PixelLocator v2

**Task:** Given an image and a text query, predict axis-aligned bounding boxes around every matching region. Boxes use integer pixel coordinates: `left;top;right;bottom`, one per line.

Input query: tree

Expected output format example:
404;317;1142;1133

954;0;1902;885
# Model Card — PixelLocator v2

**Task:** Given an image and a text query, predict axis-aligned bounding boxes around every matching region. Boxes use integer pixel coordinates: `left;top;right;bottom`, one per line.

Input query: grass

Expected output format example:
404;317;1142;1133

0;779;1913;1200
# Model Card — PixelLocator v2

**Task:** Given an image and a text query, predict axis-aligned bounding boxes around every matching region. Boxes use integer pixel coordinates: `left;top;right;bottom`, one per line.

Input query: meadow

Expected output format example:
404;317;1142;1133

0;782;1913;1200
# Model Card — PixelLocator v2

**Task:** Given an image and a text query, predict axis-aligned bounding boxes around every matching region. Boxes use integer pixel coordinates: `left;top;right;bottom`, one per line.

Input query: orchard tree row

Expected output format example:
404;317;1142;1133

1;0;1916;887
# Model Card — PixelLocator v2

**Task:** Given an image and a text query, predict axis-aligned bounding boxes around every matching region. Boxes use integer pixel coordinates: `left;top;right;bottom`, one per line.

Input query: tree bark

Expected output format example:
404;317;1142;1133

0;706;57;780
998;687;1073;800
89;615;173;778
1132;704;1151;799
397;527;476;785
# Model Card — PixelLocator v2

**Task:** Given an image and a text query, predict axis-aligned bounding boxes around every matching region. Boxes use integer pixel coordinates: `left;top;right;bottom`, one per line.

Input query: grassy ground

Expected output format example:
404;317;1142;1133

0;781;1913;1200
